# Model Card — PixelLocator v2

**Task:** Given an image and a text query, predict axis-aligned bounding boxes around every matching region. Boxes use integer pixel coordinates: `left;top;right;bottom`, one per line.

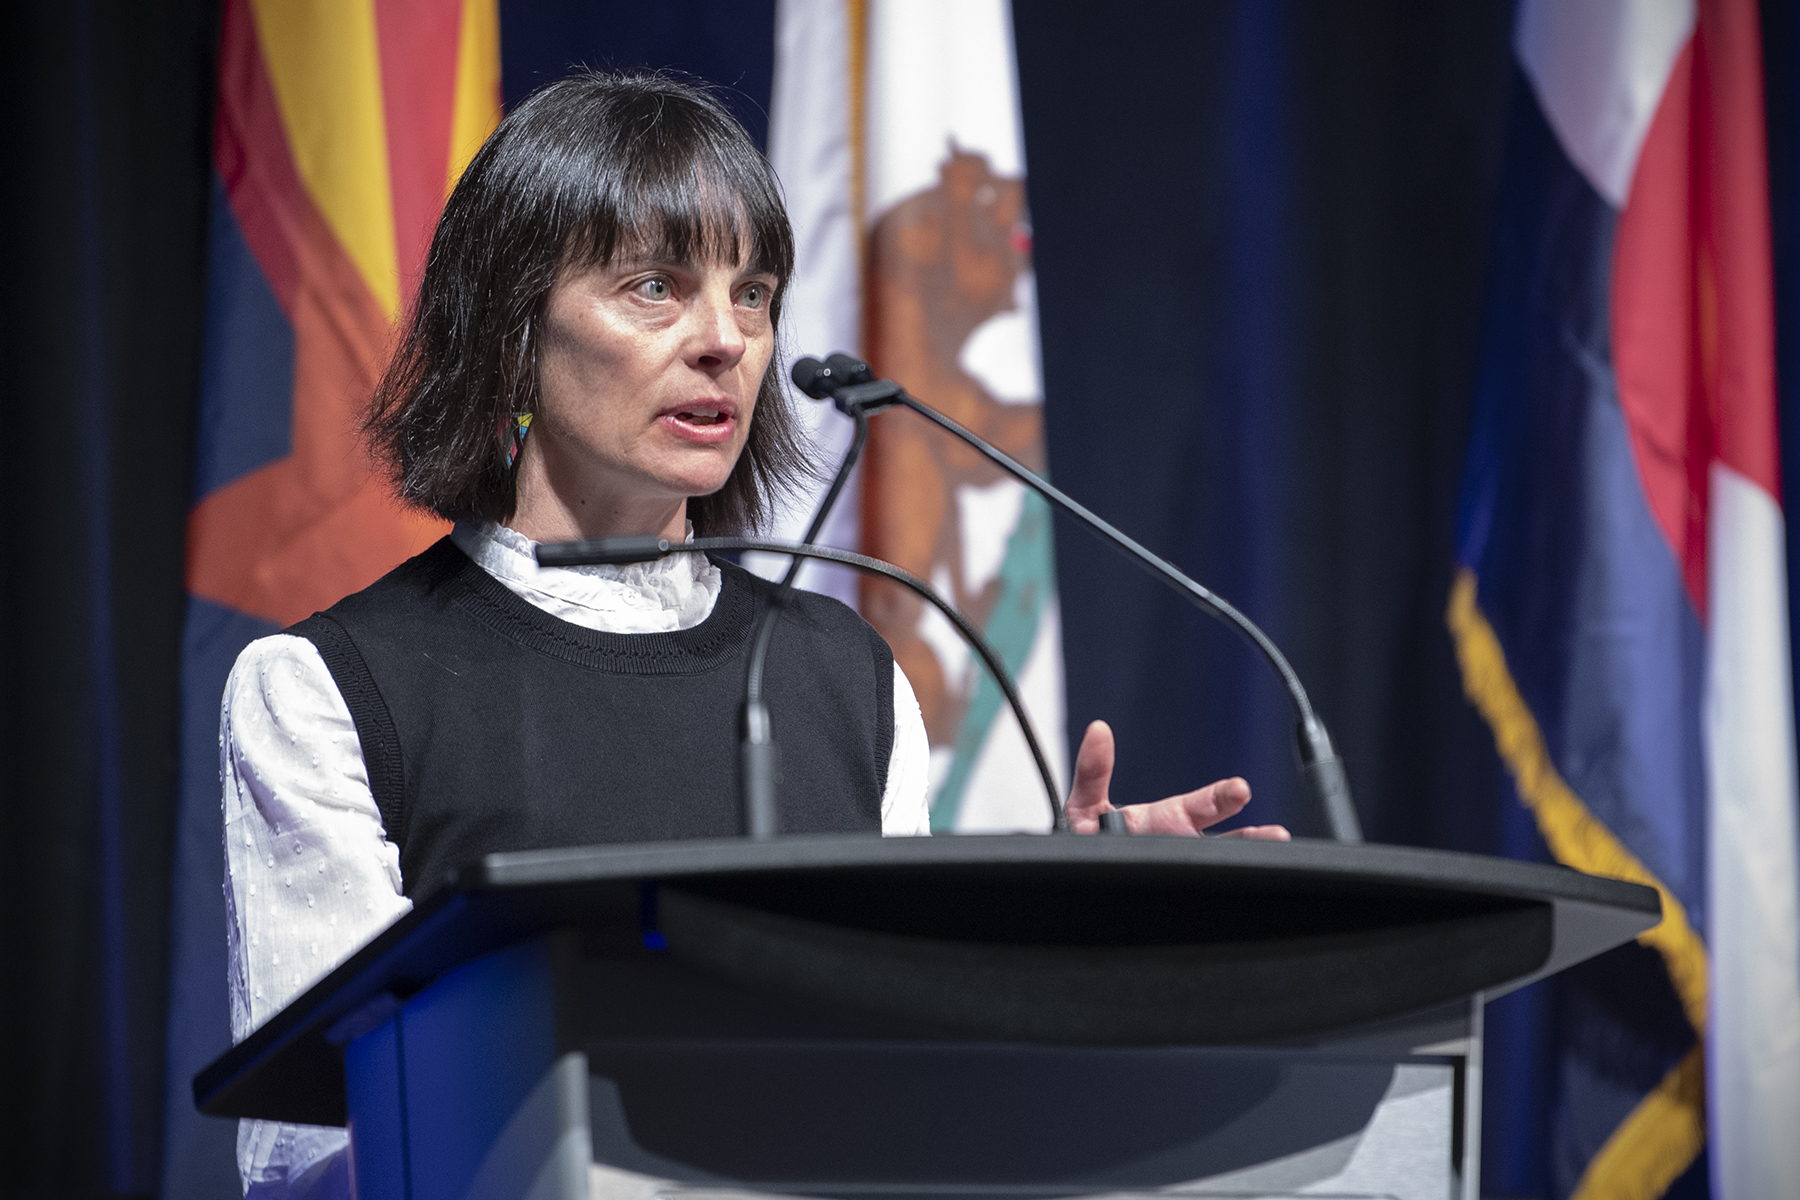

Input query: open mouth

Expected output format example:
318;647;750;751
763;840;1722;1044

662;403;737;442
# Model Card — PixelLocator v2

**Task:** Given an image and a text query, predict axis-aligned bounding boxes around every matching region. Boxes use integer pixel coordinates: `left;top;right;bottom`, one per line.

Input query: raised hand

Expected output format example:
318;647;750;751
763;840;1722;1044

1064;719;1291;840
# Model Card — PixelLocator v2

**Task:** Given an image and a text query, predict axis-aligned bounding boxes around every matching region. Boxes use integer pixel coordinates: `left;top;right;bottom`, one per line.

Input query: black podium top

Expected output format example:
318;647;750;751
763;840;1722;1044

196;834;1659;1125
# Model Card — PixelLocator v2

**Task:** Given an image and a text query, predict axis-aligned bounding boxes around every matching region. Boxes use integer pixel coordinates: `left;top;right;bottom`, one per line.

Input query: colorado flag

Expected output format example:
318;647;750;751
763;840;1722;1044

1450;0;1800;1195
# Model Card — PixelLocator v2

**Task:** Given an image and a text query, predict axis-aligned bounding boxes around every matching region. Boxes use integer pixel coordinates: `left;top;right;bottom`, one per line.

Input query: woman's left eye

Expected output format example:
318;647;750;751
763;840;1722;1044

740;284;767;310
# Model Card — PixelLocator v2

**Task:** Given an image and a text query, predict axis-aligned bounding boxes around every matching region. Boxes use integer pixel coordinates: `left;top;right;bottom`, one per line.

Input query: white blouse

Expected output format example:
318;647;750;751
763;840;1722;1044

224;521;932;1196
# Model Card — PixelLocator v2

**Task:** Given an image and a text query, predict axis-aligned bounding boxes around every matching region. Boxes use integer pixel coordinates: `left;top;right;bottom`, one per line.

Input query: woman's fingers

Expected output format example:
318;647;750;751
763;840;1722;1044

1064;720;1116;832
1123;776;1252;835
1064;723;1289;840
1208;823;1293;841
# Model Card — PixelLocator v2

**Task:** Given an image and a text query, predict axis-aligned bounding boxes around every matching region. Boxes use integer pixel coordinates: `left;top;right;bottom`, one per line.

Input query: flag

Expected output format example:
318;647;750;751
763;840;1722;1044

769;0;1067;831
764;0;864;611
1450;0;1800;1195
160;1;499;1192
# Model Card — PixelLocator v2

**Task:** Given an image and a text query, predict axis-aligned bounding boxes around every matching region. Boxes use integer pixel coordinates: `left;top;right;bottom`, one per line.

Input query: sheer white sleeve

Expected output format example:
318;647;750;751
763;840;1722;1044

881;665;933;836
222;633;411;1198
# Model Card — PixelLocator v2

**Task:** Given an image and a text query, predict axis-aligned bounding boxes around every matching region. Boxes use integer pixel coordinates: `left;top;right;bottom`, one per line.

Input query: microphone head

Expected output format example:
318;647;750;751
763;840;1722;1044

790;356;835;400
824;352;874;386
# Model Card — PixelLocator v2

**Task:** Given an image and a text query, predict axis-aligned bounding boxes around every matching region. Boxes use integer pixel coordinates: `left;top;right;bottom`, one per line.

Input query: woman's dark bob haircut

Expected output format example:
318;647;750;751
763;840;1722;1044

367;70;805;533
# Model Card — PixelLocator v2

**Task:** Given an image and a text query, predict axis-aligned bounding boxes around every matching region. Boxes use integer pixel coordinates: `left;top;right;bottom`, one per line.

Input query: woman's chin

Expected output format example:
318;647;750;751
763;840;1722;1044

653;447;744;500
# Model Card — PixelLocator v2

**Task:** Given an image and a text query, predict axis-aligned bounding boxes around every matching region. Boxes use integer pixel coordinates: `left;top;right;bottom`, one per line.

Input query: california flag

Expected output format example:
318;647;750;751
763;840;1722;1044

769;0;1066;830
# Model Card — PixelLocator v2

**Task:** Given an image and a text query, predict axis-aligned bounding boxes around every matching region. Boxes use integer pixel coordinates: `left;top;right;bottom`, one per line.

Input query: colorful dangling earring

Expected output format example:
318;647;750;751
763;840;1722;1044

502;412;533;468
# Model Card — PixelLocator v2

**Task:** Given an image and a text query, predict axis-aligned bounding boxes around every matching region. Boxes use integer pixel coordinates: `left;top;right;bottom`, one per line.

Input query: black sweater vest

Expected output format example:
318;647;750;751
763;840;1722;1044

289;538;892;896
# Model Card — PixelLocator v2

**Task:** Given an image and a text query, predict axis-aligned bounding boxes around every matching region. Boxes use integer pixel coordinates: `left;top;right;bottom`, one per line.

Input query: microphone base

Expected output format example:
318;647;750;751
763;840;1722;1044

740;736;781;839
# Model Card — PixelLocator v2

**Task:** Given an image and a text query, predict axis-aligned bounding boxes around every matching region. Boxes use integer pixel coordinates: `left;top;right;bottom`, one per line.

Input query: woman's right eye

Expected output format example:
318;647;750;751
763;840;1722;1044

637;277;672;301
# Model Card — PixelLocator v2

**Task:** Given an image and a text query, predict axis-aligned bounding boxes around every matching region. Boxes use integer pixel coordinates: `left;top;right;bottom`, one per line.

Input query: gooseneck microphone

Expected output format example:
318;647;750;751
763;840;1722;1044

572;363;910;842
734;392;874;837
734;390;882;841
536;535;1067;830
790;353;1363;843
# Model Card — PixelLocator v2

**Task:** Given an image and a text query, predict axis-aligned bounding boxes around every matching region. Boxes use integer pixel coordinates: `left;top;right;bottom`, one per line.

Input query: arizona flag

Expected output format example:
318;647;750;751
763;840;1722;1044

160;1;499;1192
769;0;1067;831
1450;0;1800;1195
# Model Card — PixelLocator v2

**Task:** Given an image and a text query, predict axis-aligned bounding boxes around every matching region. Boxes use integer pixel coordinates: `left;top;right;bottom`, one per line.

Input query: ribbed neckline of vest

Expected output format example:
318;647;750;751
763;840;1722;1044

429;538;758;674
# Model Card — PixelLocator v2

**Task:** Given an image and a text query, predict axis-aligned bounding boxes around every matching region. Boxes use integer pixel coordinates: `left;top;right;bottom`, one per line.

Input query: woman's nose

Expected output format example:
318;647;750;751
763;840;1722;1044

689;287;746;370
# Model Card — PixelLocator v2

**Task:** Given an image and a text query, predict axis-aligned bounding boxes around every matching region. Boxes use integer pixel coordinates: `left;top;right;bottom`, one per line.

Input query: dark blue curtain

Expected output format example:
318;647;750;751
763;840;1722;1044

1017;3;1515;845
1011;9;1521;1189
0;1;214;1195
500;0;775;146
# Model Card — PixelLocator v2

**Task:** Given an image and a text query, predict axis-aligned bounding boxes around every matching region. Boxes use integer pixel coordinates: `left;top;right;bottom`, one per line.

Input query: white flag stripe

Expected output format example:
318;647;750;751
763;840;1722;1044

771;0;1067;829
953;595;1068;832
864;0;1026;220
862;0;1064;829
762;0;862;604
1704;462;1800;1199
1514;0;1695;209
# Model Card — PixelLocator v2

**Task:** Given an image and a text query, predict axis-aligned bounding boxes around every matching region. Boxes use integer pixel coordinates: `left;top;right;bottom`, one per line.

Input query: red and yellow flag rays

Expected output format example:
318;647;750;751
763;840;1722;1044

187;0;499;627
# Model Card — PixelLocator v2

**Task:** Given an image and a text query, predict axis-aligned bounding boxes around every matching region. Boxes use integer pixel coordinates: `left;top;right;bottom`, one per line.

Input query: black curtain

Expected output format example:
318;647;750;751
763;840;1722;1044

1018;2;1514;844
0;1;215;1195
1015;1;1539;1191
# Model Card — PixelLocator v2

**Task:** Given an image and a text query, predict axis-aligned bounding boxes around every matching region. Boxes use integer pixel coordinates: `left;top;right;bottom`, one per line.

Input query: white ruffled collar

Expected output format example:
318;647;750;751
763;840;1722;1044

450;520;723;634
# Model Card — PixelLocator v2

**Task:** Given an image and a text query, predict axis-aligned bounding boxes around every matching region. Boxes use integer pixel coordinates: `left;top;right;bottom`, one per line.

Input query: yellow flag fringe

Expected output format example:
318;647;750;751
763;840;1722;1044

1446;568;1707;1199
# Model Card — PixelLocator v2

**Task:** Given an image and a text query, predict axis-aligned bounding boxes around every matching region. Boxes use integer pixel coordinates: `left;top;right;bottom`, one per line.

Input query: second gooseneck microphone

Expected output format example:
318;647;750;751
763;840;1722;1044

555;354;1070;838
790;352;1363;844
538;535;1067;830
734;385;877;837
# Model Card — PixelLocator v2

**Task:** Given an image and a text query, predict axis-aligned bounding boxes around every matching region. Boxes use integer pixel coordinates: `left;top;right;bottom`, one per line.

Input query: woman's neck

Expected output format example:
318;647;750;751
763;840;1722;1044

506;452;690;543
504;497;688;544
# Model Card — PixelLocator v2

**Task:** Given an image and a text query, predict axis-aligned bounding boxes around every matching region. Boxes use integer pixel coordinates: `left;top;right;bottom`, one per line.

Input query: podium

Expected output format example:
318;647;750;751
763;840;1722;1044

196;835;1658;1200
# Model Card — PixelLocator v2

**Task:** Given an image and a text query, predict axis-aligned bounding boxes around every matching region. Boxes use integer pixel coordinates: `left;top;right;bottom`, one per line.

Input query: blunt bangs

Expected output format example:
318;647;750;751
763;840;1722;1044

559;119;791;286
365;71;809;534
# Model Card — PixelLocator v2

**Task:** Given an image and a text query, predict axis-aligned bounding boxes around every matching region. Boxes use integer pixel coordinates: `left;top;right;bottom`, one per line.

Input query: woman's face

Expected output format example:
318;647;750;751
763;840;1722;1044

514;243;778;540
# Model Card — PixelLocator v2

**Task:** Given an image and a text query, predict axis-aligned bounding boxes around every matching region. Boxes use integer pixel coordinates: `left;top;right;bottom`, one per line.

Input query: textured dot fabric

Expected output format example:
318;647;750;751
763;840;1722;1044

224;521;931;1195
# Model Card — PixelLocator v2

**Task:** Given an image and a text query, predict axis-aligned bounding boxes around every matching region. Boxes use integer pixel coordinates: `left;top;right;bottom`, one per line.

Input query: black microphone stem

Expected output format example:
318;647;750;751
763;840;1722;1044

739;406;874;838
892;395;1307;705
745;408;869;705
797;408;871;565
538;536;1069;832
891;393;1361;843
801;356;1361;843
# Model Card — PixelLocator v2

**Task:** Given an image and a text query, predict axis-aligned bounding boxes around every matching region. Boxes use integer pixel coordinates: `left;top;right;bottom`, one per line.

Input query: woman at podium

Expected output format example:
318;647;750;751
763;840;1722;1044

218;70;1284;1198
